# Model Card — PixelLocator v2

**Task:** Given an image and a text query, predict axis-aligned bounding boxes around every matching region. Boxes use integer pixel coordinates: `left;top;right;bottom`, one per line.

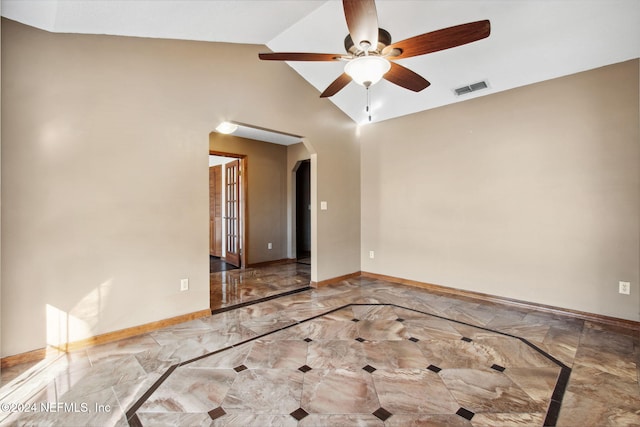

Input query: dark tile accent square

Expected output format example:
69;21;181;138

372;407;392;421
461;337;473;342
456;407;475;420
408;337;419;342
298;364;312;373
352;318;360;322
233;365;248;373
304;338;313;343
290;407;309;421
396;318;405;322
362;364;376;373
491;364;505;372
356;337;366;342
208;406;226;420
427;364;442;373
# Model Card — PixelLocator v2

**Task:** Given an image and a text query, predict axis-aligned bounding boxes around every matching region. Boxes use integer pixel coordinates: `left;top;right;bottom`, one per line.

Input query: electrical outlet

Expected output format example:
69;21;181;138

619;281;630;295
268;242;272;250
369;251;375;259
180;278;189;291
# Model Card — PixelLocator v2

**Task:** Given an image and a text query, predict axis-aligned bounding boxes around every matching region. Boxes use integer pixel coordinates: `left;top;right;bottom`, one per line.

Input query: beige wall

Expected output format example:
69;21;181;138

1;19;361;357
209;133;289;265
361;60;640;321
4;15;634;359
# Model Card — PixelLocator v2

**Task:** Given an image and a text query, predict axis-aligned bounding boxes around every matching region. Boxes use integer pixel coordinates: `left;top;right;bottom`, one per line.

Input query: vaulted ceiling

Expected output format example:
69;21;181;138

3;0;639;125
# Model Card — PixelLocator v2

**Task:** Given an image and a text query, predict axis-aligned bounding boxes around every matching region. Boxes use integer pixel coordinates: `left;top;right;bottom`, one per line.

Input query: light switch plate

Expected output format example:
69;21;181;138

320;201;328;210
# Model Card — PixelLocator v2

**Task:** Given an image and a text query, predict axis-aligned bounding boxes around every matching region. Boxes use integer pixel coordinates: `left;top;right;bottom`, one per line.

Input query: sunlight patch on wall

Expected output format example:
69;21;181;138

46;280;113;349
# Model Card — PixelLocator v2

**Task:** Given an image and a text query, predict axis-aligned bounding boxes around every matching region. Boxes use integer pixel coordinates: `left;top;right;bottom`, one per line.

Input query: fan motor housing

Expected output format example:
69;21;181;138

344;28;392;55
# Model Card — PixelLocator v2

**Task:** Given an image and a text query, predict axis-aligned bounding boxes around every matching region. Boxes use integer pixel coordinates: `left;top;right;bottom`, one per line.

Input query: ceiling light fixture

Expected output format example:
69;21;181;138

215;121;238;134
344;56;391;88
344;55;391;123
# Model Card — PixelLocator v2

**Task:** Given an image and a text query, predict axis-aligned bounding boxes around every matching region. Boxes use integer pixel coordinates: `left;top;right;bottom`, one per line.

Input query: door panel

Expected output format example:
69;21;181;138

209;165;222;257
224;159;241;267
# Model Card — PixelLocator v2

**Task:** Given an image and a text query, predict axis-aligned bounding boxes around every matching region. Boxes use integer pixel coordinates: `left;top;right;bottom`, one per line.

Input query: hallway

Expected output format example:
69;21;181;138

210;262;311;312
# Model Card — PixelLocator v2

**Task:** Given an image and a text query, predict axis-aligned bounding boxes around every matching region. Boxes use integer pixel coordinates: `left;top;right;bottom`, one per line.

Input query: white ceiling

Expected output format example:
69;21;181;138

3;0;639;126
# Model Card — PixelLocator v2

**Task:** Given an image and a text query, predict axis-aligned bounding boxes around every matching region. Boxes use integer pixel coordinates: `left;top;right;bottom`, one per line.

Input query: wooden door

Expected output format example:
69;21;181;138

224;159;241;267
209;165;222;257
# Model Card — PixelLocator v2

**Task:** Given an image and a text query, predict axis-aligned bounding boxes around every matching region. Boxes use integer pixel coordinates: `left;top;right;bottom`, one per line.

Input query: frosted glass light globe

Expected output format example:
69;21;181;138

345;56;391;87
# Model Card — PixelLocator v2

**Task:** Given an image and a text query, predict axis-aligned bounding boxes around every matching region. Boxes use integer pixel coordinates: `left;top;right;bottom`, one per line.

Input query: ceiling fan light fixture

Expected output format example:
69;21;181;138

216;121;239;134
344;56;391;87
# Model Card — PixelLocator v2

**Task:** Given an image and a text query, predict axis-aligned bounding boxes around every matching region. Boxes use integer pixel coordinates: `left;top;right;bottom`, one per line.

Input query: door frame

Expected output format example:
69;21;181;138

209;150;248;269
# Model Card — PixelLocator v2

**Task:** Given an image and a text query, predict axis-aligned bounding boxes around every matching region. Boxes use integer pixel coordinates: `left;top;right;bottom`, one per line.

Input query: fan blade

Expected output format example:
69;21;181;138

383;20;490;59
343;0;379;50
320;73;352;98
259;52;343;61
384;62;430;92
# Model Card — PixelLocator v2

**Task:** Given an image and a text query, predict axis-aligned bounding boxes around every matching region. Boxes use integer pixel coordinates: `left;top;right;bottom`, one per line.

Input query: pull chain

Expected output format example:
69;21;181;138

366;85;372;122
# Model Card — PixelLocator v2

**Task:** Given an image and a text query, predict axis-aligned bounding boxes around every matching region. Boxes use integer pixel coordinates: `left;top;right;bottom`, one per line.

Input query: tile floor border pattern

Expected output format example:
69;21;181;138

210;286;312;315
125;302;571;426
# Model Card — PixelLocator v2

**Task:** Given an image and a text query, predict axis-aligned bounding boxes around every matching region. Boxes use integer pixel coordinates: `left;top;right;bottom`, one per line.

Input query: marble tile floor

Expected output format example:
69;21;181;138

210;257;239;274
1;274;638;426
210;263;311;312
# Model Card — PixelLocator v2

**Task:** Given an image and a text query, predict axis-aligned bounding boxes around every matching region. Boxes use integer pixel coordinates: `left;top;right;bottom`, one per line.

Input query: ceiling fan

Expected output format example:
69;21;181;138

259;0;490;98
